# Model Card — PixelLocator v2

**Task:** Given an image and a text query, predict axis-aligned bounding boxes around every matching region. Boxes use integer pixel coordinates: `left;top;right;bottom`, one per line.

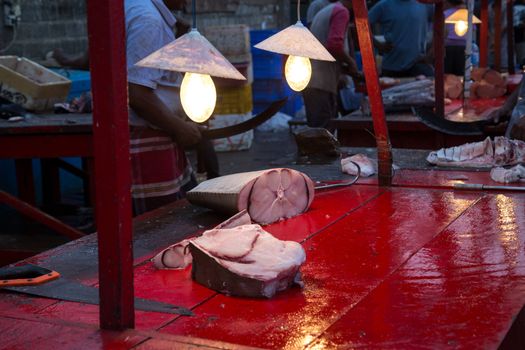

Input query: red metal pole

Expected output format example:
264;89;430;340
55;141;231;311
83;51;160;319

507;0;515;74
480;0;489;68
434;1;445;118
494;0;502;71
351;0;392;186
86;0;134;330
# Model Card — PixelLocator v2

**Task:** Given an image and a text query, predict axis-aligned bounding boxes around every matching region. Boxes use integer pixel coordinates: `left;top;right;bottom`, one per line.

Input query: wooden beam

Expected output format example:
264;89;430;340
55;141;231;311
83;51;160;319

479;0;489;67
351;0;392;186
494;0;502;71
86;0;134;330
0;190;84;240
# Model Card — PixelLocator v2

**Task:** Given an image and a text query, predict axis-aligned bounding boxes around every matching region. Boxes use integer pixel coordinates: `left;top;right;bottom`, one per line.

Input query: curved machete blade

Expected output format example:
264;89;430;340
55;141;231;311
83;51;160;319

414;106;486;136
203;98;288;140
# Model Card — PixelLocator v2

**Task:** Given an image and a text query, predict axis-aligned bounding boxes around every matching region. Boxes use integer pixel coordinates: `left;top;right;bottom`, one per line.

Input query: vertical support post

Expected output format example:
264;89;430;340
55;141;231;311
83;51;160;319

463;0;474;102
434;1;445;119
86;0;134;330
507;0;515;74
494;0;502;71
479;0;489;68
41;159;61;210
15;159;35;205
351;0;392;186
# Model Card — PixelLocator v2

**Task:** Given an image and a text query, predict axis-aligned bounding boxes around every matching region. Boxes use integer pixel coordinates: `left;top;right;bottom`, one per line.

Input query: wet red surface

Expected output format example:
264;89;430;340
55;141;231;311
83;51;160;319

1;172;525;349
357;168;525;189
309;193;525;349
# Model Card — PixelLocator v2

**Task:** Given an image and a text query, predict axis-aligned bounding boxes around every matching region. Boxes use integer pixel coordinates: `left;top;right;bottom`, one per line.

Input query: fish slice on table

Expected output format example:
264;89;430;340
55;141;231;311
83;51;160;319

186;168;315;225
152;210;306;298
426;136;525;168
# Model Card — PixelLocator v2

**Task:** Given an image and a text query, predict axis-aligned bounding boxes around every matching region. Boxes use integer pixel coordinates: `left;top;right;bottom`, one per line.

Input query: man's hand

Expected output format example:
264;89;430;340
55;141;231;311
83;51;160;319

375;41;393;54
510;117;525;141
128;83;202;147
174;120;202;147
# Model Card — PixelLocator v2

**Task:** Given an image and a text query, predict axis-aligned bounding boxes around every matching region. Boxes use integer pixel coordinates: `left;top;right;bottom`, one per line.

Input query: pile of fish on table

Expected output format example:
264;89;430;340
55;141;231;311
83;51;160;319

427;136;525;183
372;77;435;111
367;69;509;112
152;168;315;298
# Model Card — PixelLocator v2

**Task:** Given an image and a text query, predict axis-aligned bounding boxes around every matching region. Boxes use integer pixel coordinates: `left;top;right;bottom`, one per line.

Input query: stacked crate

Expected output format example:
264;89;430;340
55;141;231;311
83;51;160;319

250;30;304;117
202;25;254;152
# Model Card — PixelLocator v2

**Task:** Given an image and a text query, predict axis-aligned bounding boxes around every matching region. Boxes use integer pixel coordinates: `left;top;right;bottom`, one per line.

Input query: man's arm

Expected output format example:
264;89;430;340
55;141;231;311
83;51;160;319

326;6;360;77
368;1;393;54
128;83;201;147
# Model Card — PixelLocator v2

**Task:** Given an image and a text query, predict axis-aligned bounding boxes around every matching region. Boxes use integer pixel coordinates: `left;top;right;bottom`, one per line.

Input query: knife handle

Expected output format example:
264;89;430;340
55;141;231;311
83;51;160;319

0;265;60;287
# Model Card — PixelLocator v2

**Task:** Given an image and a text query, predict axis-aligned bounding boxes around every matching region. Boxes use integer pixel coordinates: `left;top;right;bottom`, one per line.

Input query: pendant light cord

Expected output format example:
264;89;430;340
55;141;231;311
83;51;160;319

297;0;301;22
192;0;197;29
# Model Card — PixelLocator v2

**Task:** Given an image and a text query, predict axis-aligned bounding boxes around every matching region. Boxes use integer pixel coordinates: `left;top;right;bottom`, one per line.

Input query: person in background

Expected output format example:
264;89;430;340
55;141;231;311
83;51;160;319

125;0;222;215
368;0;434;77
303;0;362;130
444;0;467;76
51;0;219;215
514;0;525;67
487;78;525;141
306;0;338;27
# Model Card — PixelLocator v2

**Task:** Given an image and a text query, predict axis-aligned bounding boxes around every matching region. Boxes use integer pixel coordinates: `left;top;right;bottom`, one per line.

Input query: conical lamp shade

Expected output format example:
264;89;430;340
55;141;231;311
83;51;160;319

136;29;246;80
445;9;481;24
254;21;335;62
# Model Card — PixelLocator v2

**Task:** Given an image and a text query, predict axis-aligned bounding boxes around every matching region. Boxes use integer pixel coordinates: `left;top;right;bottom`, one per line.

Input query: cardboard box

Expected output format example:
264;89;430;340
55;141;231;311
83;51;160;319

0;56;71;111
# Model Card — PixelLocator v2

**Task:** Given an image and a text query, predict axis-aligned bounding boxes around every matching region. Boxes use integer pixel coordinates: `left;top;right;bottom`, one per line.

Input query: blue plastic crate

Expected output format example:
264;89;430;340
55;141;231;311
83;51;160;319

250;29;278;47
252;53;284;79
253;92;303;117
252;79;293;102
50;68;91;100
281;93;304;117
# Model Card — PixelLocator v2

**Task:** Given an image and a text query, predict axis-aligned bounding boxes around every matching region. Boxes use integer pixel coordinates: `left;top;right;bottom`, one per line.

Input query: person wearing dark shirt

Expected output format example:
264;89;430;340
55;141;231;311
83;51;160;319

303;0;361;129
369;0;434;77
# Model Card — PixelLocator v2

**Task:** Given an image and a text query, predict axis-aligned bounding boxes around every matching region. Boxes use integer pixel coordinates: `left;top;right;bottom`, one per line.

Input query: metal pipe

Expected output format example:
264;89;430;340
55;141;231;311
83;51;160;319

454;183;525;191
434;2;445;118
316;161;361;190
462;0;474;105
507;0;515;74
192;0;197;29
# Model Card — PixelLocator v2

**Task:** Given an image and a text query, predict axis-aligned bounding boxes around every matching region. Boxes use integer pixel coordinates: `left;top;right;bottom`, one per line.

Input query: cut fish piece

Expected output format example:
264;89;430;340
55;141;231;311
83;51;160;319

152;210;251;269
427;137;525;168
490;165;525;183
190;224;306;298
187;168;315;224
341;154;376;177
427;137;494;167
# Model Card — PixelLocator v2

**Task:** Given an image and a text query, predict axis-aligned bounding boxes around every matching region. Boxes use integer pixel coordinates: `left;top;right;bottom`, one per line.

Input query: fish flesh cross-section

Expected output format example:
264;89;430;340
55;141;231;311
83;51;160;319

186;168;315;224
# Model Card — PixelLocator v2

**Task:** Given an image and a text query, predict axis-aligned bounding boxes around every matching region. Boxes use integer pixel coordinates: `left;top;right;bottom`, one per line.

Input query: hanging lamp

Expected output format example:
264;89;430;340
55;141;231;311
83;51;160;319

445;9;481;37
254;0;335;92
136;0;245;123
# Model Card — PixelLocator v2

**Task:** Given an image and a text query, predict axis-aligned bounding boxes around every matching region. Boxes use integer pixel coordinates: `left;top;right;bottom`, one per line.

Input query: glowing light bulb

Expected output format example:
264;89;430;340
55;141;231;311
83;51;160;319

180;72;216;123
285;55;311;92
454;20;468;37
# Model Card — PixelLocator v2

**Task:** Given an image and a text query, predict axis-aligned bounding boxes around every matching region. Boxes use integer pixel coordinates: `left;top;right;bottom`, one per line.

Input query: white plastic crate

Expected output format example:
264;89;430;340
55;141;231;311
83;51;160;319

209;112;254;152
0;56;71;111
